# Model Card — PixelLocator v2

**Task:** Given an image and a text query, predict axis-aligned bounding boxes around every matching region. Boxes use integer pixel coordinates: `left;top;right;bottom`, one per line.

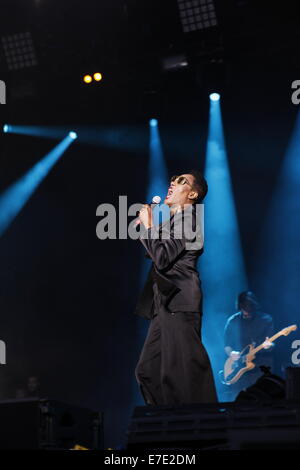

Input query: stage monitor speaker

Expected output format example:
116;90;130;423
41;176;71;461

235;369;285;403
126;400;300;450
0;398;103;449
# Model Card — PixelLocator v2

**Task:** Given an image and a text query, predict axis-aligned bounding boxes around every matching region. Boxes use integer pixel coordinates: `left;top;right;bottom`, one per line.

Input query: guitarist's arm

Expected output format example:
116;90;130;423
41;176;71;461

262;317;275;351
225;346;241;360
224;318;240;359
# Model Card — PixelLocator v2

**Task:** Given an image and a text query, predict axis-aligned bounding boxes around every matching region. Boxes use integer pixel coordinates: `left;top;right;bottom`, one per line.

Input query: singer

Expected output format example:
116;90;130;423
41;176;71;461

134;171;217;405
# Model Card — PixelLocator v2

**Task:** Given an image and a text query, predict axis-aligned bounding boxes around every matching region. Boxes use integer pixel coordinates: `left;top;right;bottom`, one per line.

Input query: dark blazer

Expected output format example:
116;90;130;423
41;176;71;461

134;204;204;319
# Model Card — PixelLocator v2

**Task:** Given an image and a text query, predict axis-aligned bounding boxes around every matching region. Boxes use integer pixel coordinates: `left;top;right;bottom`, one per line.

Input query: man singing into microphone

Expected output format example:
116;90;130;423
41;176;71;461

134;170;217;405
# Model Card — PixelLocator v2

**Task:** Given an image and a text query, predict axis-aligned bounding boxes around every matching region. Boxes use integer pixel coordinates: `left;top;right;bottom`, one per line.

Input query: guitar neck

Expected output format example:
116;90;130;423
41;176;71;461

252;331;283;355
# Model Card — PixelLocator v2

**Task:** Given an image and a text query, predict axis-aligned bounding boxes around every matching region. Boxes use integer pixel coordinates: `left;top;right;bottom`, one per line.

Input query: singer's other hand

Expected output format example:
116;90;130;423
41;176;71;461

138;204;153;230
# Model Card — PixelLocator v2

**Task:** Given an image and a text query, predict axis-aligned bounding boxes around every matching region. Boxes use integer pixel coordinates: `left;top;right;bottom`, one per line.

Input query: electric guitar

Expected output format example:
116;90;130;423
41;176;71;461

220;324;297;385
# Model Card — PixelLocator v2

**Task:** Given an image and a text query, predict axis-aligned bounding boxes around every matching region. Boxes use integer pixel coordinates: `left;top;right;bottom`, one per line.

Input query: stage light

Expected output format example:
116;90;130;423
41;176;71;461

210;92;220;101
69;131;77;140
3;124;9;133
177;0;218;33
1;32;37;71
149;119;158;127
93;73;102;82
83;75;92;84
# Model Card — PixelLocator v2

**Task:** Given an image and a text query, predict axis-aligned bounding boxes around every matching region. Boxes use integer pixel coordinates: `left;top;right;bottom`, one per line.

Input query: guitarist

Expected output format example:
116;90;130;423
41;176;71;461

223;291;274;399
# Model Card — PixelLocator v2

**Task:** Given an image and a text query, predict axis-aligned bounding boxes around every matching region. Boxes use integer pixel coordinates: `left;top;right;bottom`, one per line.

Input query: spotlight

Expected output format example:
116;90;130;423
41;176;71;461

210;92;220;101
93;73;102;82
3;124;9;133
149;119;158;127
69;132;77;140
177;0;218;33
1;31;37;71
83;75;92;84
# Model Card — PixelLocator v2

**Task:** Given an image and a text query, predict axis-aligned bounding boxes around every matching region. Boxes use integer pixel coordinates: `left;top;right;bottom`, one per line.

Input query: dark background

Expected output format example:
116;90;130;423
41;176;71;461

0;0;299;448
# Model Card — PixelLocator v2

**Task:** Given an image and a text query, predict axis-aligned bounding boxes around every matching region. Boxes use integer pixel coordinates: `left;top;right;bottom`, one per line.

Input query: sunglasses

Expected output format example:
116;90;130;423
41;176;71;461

170;175;193;187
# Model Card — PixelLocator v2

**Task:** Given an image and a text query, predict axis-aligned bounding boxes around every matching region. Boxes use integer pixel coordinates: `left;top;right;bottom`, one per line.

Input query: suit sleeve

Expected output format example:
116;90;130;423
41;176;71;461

139;209;201;271
140;228;186;271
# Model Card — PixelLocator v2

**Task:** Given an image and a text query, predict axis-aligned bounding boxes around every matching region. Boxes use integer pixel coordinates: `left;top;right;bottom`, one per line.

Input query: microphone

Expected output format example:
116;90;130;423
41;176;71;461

150;195;161;205
138;195;161;212
136;195;161;225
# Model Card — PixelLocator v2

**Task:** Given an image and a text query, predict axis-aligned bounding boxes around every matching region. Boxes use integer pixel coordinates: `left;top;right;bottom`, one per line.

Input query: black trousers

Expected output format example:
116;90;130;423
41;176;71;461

135;307;218;405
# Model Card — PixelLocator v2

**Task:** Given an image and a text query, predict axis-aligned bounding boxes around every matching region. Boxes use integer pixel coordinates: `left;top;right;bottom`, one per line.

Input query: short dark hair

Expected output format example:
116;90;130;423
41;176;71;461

188;170;208;203
237;291;260;313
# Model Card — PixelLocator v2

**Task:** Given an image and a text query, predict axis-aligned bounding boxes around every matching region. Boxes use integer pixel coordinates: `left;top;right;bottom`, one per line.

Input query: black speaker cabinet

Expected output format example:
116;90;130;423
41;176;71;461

0;398;103;449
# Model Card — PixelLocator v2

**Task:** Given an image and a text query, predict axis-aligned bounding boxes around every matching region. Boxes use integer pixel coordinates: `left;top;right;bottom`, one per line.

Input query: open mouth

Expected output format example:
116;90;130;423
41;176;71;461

166;187;173;199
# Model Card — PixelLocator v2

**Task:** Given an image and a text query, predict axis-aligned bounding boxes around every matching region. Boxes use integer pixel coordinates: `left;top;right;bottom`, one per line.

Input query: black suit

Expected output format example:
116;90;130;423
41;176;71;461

134;204;217;405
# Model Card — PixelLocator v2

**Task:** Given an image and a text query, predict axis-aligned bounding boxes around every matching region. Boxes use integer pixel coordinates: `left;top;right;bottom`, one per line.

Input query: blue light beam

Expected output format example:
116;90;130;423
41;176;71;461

200;96;248;400
133;120;169;407
0;134;76;237
147;121;170;227
254;110;300;326
3;125;79;141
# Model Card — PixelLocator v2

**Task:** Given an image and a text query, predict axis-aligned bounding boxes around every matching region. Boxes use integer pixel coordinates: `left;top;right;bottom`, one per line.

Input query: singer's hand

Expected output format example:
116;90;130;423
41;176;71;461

139;204;153;230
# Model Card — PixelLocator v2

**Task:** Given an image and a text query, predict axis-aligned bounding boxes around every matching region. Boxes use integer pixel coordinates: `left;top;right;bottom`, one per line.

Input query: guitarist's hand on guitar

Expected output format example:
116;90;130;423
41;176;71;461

230;351;241;361
262;337;274;349
222;325;297;385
